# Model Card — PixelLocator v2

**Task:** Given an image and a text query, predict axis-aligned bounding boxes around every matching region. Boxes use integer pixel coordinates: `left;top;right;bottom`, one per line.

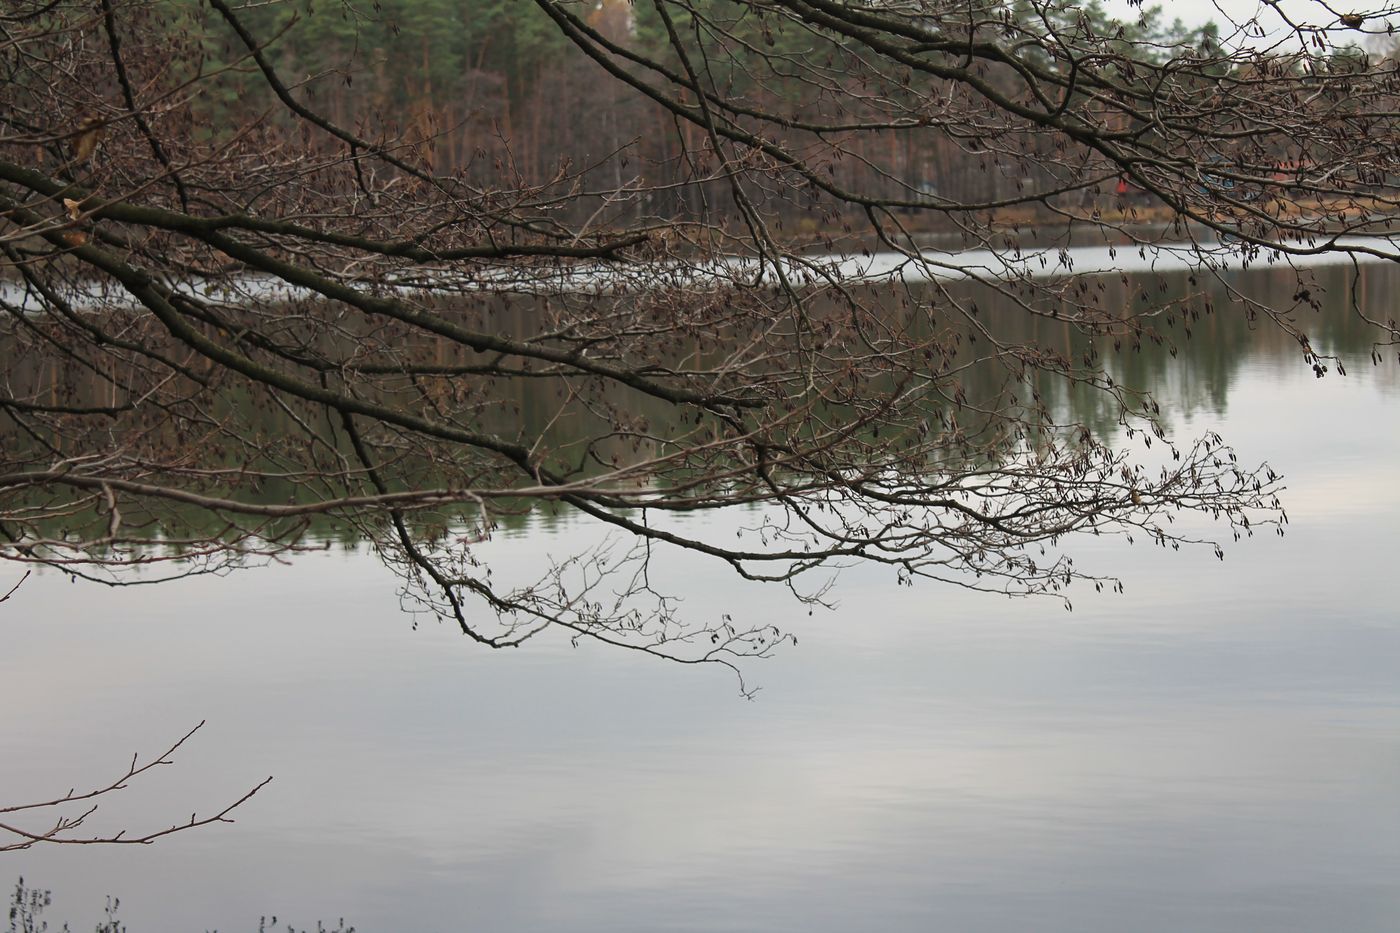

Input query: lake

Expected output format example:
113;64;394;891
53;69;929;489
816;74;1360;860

3;256;1399;932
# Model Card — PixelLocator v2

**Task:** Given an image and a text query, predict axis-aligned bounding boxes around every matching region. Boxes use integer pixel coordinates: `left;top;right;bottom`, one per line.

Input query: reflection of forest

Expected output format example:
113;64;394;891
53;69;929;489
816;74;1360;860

455;260;1400;458
1014;260;1400;436
5;260;1397;546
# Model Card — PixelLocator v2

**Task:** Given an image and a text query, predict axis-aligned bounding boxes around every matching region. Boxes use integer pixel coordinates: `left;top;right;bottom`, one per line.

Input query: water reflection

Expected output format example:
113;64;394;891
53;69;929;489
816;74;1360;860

2;262;1399;931
5;258;1393;548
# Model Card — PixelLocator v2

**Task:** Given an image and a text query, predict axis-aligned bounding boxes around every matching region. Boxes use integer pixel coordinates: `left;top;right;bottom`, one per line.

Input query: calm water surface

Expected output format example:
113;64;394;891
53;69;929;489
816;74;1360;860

3;262;1399;931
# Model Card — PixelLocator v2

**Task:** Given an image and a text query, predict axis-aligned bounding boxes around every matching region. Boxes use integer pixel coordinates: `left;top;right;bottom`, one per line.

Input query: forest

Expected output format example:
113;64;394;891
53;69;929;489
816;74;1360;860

167;0;1306;230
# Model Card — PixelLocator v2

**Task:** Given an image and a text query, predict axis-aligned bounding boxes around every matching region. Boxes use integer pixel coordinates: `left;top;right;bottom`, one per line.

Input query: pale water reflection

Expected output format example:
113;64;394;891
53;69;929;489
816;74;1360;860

2;267;1399;932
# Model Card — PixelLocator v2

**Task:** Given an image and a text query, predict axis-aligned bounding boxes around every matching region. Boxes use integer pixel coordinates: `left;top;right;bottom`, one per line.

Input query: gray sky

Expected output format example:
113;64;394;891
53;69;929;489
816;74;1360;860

1101;0;1393;50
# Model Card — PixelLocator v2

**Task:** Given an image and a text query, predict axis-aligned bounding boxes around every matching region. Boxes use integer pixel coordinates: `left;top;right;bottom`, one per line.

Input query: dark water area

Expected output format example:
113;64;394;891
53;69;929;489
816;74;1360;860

2;259;1399;931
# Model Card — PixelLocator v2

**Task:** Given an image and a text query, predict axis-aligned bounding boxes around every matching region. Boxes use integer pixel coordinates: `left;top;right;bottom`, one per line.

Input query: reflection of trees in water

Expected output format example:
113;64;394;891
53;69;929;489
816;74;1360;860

7;260;1371;540
10;258;1385;677
941;261;1400;442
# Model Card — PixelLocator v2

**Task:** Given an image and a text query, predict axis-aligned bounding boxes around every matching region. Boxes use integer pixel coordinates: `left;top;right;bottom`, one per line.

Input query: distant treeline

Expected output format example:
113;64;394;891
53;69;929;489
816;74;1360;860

173;0;1362;229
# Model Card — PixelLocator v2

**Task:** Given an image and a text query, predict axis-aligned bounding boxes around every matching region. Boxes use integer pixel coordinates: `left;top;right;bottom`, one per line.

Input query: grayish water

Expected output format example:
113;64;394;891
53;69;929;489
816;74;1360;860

5;233;1397;311
3;264;1399;931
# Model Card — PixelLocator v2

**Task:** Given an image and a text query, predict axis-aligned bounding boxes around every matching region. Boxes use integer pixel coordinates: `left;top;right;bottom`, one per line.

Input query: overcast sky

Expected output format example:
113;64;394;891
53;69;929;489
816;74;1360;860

1100;0;1393;50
